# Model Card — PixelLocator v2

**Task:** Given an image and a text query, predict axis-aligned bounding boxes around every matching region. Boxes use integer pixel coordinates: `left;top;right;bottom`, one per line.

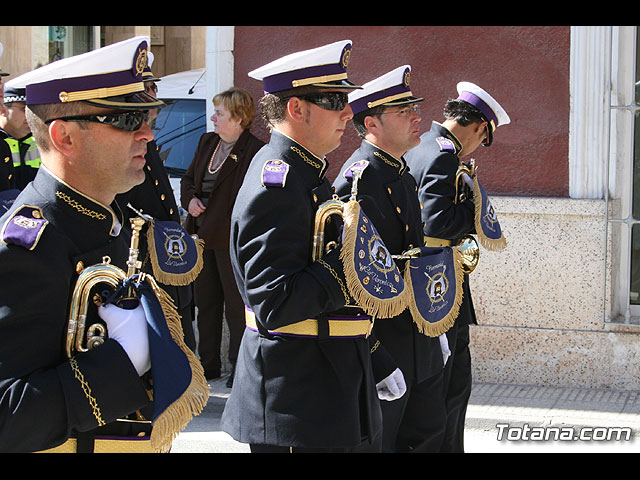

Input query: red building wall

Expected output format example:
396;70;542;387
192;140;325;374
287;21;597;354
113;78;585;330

233;26;570;197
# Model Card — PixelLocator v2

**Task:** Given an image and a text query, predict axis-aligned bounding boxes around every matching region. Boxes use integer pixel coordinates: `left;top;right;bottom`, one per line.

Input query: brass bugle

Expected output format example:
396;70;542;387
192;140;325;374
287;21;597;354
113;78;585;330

454;158;475;205
311;166;365;261
65;216;147;358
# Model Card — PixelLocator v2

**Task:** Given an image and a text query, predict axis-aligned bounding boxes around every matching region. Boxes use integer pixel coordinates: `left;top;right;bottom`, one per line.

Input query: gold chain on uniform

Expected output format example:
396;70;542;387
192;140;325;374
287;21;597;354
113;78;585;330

69;356;105;426
317;258;351;305
373;151;400;169
290;146;322;170
55;191;108;220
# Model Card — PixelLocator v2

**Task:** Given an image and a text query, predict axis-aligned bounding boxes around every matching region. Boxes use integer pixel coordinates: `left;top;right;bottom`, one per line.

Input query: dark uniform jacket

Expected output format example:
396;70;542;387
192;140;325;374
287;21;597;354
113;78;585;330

180;129;265;250
404;121;477;326
333;140;444;383
118;140;193;334
0;167;151;452
220;130;382;449
0;130;15;192
124;140;181;223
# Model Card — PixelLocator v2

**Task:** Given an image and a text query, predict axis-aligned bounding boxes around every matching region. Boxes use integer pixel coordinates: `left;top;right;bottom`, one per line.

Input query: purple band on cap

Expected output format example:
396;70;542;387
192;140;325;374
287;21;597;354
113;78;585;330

350;83;412;115
262;63;347;94
457;91;498;126
26;69;142;105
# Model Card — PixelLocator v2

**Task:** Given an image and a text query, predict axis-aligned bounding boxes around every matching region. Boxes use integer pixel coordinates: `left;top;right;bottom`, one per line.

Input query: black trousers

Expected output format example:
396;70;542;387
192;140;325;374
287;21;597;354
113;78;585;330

193;249;245;376
440;320;472;452
249;439;381;453
379;368;447;452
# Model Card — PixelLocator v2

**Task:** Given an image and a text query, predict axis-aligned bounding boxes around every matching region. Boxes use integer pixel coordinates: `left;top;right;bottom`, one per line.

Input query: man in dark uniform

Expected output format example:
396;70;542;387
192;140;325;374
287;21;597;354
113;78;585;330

0;37;175;453
0;43;15;194
404;81;510;452
220;40;384;453
119;54;196;351
333;66;448;452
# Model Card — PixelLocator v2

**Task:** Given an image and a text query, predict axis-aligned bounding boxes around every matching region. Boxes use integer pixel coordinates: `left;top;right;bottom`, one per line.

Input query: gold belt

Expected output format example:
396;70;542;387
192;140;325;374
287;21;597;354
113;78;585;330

35;435;154;453
424;236;454;247
245;307;373;338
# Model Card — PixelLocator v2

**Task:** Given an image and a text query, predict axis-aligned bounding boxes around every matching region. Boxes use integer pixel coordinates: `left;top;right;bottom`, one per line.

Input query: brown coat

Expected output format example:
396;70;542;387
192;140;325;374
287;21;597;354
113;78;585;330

180;129;265;250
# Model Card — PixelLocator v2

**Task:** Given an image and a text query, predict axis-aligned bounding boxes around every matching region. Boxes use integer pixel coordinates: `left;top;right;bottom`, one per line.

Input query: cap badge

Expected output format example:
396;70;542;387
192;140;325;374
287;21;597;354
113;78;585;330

403;69;411;88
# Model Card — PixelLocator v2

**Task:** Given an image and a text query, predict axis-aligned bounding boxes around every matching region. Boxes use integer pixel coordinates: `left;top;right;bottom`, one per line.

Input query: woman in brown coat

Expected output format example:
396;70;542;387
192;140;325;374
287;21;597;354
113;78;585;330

180;87;264;386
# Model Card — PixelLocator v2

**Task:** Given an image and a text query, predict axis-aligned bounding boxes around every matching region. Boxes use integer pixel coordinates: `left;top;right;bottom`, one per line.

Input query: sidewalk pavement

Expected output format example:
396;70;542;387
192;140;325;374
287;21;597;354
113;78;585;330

170;376;640;453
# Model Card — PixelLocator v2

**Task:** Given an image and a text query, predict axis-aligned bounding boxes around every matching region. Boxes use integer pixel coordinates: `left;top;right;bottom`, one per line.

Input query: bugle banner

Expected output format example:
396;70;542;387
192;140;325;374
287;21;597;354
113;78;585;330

146;219;204;286
338;163;407;319
459;168;507;251
402;246;464;337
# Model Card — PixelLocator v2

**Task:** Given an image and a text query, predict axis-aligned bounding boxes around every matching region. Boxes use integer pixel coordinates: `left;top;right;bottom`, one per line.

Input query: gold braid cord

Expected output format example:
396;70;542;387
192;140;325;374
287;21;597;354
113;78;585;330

145;276;209;453
146;219;205;286
402;248;464;338
471;176;507;251
339;200;408;319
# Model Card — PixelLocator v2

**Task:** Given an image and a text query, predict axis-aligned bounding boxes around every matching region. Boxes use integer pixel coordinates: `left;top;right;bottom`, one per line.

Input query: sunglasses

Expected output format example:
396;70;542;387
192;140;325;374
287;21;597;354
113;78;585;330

44;110;150;132
290;92;350;111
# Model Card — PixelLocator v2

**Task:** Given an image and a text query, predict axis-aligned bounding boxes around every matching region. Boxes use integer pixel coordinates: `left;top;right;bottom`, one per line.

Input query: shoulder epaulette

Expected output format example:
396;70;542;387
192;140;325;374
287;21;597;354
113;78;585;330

343;159;369;180
261;159;290;188
435;136;457;153
1;204;48;250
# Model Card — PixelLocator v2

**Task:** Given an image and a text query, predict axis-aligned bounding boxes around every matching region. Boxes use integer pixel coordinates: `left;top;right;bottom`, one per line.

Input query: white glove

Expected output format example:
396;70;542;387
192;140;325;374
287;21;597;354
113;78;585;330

98;303;150;376
439;333;451;366
376;368;406;401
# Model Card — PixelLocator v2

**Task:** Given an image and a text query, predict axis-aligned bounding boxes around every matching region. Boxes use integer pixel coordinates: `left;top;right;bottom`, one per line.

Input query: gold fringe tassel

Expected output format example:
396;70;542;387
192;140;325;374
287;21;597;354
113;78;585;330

145;276;210;453
471;177;507;251
339;200;408;319
403;248;464;337
146;219;205;286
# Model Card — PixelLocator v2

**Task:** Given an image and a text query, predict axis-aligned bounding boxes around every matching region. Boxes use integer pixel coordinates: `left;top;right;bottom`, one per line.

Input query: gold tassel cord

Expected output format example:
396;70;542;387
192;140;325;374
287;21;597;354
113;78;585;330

471;177;507;252
339;200;408;319
145;276;210;453
145;219;205;286
403;248;464;338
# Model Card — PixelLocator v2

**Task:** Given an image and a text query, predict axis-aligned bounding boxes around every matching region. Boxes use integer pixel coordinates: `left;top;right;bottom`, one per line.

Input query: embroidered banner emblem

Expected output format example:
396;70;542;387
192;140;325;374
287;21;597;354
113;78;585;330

404;247;463;337
146;219;204;286
340;200;407;319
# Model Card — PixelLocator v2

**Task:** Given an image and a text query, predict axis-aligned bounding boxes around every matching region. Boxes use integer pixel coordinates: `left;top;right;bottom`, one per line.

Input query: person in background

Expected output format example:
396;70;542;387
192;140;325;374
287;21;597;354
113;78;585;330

0;44;15;193
119;53;197;352
180;87;264;387
0;84;41;190
404;81;510;452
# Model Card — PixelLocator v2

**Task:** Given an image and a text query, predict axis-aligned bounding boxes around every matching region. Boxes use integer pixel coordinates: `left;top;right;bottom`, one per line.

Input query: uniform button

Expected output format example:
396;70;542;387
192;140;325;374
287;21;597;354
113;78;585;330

155;180;159;186
387;187;392;194
4;156;8;163
169;208;174;215
76;261;85;274
405;224;409;231
160;194;166;200
396;206;401;214
147;165;151;171
313;194;318;203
